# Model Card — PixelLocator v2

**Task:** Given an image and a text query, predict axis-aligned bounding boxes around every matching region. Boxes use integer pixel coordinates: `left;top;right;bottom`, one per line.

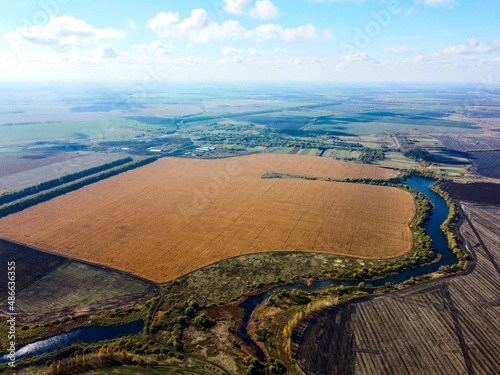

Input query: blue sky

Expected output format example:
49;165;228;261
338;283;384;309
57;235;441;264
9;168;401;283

0;0;499;83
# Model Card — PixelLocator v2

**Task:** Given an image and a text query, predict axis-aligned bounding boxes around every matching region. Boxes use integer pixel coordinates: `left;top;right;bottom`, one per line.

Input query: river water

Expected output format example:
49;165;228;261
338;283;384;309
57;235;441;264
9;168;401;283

0;320;143;363
1;178;453;361
238;177;455;343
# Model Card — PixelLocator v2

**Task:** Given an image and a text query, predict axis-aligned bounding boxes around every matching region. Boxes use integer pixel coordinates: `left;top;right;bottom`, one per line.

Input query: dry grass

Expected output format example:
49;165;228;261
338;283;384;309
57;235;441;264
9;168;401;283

0;154;413;283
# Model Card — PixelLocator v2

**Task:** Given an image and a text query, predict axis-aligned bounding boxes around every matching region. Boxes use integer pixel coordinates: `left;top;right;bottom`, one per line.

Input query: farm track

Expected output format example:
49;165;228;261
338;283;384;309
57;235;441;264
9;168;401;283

296;202;500;375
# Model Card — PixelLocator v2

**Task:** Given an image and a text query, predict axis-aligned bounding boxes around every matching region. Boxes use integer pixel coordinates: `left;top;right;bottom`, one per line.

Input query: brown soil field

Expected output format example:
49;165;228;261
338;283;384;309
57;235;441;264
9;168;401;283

0;239;66;300
467;150;500;179
0;154;412;283
441;182;500;206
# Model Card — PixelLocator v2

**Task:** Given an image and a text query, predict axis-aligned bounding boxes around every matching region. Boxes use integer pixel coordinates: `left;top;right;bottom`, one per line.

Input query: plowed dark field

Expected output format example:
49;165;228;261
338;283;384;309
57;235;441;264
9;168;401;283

441;182;500;206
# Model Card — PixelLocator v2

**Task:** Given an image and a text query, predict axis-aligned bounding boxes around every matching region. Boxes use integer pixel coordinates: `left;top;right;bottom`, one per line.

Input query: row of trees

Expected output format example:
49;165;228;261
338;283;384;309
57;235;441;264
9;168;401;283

0;157;157;219
431;183;470;273
282;296;336;358
0;157;133;206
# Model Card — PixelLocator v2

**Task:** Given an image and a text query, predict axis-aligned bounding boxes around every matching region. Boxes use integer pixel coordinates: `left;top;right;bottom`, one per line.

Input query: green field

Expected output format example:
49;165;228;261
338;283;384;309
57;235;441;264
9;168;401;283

302;111;479;135
279;147;293;154
323;149;360;160
15;261;153;314
307;148;319;155
260;101;317;108
0;119;150;146
375;152;419;169
429;166;468;175
305;121;478;136
358;142;384;149
300;148;311;155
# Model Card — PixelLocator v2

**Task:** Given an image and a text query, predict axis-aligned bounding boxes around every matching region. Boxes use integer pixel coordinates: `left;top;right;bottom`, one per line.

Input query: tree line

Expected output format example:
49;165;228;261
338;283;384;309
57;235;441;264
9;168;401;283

0;157;133;206
0;157;157;219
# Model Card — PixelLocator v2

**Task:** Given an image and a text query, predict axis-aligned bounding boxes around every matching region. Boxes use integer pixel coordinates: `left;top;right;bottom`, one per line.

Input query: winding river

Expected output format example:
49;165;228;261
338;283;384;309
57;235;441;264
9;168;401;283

238;177;455;344
1;177;453;362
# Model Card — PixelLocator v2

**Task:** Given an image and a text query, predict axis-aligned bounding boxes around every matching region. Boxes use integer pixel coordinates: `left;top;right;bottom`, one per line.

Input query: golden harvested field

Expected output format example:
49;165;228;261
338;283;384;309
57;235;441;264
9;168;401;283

0;154;413;283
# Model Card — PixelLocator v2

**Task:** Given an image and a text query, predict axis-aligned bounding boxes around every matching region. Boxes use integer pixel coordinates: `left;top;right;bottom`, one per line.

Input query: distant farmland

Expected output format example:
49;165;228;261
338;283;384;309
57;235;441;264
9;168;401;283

0;154;413;283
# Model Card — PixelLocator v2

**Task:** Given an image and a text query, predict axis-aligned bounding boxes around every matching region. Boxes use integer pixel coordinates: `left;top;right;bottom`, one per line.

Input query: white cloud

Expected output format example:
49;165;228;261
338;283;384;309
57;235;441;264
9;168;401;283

147;12;180;35
306;0;367;2
96;43;120;59
221;55;247;65
249;0;281;19
439;38;500;55
135;40;173;56
223;0;253;15
147;9;333;43
294;57;321;65
175;55;212;66
127;20;136;29
383;45;419;54
248;47;267;55
222;46;268;56
409;53;452;66
148;9;244;43
222;46;245;55
248;23;333;42
414;0;456;6
3;16;125;52
341;52;374;62
338;52;378;67
224;0;280;19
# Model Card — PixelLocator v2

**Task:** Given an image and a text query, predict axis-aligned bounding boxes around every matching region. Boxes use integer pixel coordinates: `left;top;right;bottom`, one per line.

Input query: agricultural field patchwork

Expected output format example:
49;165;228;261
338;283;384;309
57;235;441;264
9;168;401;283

0;154;412;283
434;135;500;178
303;111;478;136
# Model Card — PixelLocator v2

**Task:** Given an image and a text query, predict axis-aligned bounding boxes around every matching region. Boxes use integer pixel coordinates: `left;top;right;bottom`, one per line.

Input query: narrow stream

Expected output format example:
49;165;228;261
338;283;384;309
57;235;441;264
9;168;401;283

0;320;143;363
238;178;455;343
